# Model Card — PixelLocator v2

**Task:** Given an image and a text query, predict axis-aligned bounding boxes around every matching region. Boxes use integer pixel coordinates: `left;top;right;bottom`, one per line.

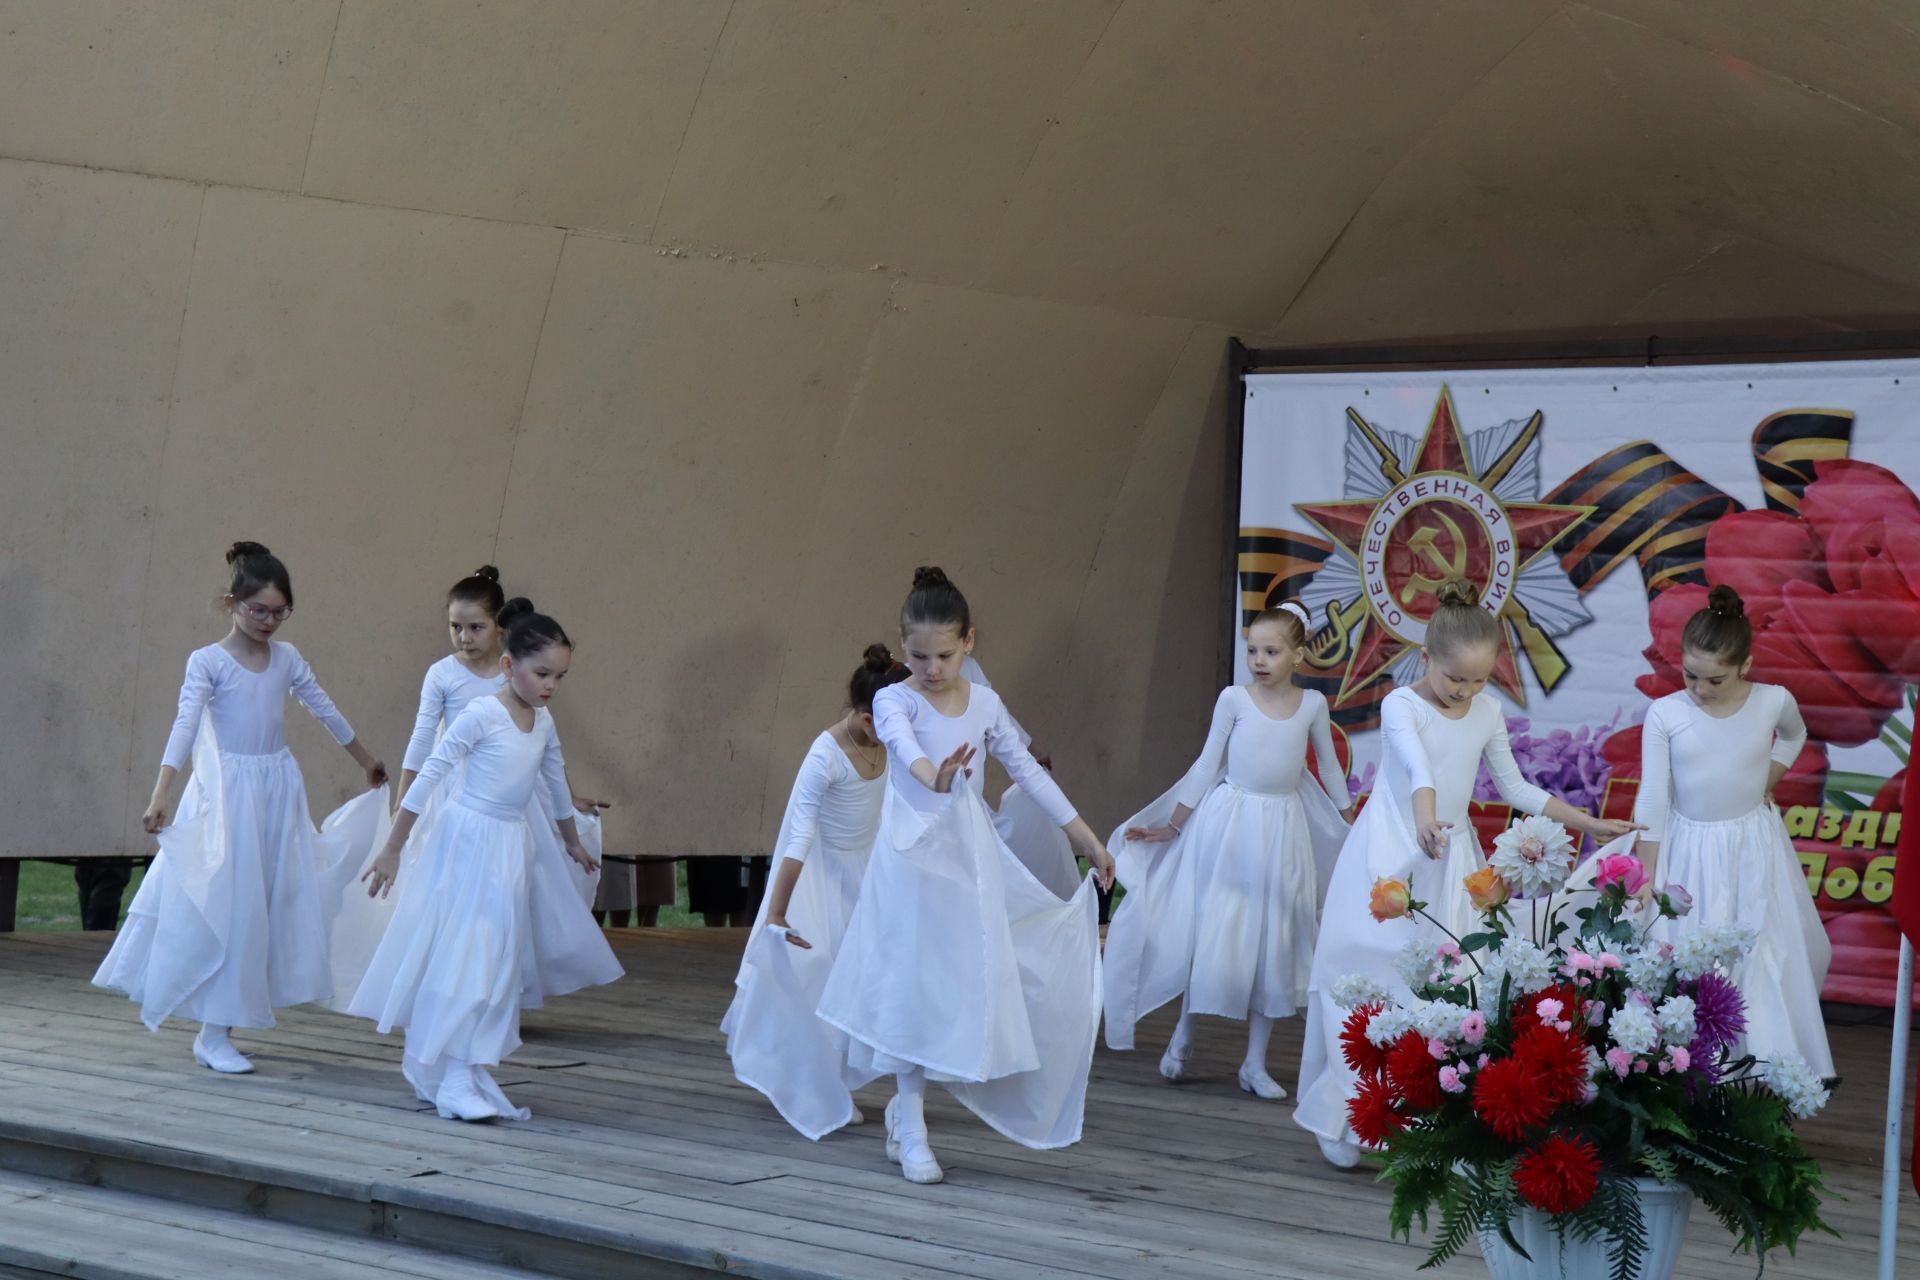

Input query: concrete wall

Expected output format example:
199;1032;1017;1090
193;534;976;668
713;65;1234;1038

6;2;1920;856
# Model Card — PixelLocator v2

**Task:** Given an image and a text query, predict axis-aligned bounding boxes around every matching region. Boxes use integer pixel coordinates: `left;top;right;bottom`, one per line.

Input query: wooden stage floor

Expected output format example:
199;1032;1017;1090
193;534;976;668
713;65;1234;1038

1;929;1916;1279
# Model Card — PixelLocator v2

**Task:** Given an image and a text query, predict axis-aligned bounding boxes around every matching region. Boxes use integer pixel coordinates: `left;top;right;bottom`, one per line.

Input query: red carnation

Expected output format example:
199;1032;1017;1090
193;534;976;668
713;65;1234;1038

1512;1023;1589;1106
1386;1031;1445;1110
1340;1003;1388;1080
1514;1132;1602;1215
1472;1056;1556;1141
1348;1073;1407;1148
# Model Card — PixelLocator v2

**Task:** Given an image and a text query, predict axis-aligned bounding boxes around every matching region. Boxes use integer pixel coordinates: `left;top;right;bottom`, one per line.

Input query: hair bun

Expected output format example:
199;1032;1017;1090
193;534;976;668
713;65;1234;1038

226;540;271;565
861;643;894;671
473;564;501;583
1706;584;1745;619
911;565;951;591
1433;578;1480;609
496;596;536;630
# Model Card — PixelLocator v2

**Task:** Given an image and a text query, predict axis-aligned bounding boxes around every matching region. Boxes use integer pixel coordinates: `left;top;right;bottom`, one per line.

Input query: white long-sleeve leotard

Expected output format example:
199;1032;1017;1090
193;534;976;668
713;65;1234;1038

1633;685;1806;842
1171;686;1353;809
401;654;507;773
161;642;355;769
872;682;1074;826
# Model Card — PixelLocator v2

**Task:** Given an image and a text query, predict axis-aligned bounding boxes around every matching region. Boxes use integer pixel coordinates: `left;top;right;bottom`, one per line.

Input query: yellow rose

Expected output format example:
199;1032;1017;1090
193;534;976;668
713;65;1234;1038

1463;865;1510;913
1369;877;1412;922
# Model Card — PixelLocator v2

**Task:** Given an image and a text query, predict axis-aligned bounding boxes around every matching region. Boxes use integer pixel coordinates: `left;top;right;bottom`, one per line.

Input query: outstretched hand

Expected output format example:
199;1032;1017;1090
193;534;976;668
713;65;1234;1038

1417;819;1453;861
1124;824;1179;843
1088;844;1116;891
933;743;976;794
364;760;390;789
361;845;402;899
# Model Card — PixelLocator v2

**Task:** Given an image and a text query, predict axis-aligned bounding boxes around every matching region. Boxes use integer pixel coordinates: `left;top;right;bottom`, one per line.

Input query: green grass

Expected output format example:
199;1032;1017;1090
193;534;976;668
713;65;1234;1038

14;860;146;931
8;859;706;931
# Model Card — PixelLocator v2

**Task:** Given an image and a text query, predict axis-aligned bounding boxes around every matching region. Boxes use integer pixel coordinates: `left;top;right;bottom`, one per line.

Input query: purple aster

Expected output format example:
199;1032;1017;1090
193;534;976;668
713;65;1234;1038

1473;714;1622;816
1685;971;1747;1053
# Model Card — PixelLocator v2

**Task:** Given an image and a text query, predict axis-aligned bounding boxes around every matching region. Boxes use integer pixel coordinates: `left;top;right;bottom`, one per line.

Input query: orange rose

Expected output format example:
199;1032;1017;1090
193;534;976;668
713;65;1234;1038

1369;877;1412;922
1464;866;1510;913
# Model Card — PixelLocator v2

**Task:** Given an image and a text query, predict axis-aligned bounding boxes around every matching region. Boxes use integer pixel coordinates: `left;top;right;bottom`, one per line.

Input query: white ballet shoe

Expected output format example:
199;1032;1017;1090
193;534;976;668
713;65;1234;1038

192;1026;253;1075
884;1096;902;1163
435;1066;501;1123
1237;1065;1287;1100
1317;1135;1363;1168
895;1125;944;1185
848;1104;866;1126
1159;1043;1191;1082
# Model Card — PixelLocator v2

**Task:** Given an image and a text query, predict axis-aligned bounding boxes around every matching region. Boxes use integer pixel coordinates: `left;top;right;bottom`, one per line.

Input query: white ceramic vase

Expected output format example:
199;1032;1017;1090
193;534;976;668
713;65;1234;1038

1479;1178;1693;1280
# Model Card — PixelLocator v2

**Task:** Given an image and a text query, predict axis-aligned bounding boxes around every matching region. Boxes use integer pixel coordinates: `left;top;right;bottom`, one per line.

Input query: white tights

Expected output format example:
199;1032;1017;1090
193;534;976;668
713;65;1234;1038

1170;1004;1275;1069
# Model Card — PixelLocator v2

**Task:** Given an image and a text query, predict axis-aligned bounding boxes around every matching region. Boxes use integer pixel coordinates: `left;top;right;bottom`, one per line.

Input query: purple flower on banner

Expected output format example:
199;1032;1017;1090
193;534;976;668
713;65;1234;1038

1473;714;1623;812
1350;760;1378;798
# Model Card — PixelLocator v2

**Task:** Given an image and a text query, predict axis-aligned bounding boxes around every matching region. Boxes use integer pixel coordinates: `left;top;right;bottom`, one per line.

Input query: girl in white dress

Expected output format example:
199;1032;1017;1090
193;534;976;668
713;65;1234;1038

1630;585;1833;1075
722;644;908;1138
94;542;390;1073
817;567;1117;1184
1294;579;1640;1168
1103;600;1354;1098
398;566;608;905
352;600;611;1122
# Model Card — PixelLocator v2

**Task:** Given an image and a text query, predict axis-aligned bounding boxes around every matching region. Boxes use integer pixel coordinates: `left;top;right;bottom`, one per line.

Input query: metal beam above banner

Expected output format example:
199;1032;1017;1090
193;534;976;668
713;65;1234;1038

1240;330;1920;373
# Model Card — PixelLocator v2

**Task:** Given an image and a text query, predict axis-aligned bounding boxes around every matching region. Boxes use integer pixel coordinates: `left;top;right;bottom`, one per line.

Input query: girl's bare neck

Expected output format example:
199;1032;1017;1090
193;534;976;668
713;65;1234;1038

495;687;536;729
455;649;501;678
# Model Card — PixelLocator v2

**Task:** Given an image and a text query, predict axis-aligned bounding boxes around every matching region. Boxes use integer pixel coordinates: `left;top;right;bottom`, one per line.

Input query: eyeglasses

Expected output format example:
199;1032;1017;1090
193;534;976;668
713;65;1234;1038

235;601;293;623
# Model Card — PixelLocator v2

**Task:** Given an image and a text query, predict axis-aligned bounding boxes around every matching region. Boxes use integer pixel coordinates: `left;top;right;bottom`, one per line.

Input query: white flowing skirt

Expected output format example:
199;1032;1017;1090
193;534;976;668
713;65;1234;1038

1104;779;1348;1048
348;795;618;1116
94;722;389;1030
1660;807;1832;1075
722;843;878;1139
816;780;1102;1150
323;764;619;1016
993;782;1082;901
1294;797;1484;1142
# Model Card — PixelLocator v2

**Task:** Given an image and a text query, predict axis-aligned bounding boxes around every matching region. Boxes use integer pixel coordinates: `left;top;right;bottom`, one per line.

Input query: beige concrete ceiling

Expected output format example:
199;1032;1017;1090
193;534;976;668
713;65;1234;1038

5;0;1917;343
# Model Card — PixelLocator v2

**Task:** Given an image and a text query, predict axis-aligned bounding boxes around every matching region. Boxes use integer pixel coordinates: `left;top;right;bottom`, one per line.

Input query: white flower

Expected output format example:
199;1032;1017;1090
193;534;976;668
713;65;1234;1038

1366;1007;1414;1047
1656;995;1696;1046
1764;1053;1832;1120
1487;815;1577;898
1331;974;1390;1010
1394;941;1439;990
1671;923;1755;980
1623;944;1674;993
1607;1004;1660;1056
1413;1000;1462;1040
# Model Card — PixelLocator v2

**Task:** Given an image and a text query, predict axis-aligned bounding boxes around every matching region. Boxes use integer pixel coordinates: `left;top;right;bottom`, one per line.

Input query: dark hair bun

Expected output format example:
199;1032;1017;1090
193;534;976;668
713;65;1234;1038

1433;578;1480;609
1706;584;1745;618
912;565;952;591
227;540;272;565
496;596;536;630
473;564;500;583
862;643;894;671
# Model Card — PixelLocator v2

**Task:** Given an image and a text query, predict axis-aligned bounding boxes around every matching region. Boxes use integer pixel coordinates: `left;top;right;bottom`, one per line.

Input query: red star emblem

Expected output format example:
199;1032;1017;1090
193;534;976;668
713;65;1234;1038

1294;388;1589;706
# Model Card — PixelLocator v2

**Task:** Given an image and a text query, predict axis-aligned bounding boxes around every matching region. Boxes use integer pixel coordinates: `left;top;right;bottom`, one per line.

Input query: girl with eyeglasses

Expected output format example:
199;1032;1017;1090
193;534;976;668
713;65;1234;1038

95;542;391;1073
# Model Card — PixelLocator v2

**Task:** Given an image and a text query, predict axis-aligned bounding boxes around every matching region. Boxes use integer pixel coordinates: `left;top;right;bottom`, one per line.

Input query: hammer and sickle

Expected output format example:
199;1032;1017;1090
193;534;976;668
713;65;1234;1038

1399;509;1470;605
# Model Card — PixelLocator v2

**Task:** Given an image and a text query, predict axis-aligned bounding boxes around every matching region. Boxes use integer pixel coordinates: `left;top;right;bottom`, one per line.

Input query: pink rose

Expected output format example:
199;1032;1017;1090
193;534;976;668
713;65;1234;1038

1592;853;1649;898
1586;1001;1607;1027
1658;884;1693;918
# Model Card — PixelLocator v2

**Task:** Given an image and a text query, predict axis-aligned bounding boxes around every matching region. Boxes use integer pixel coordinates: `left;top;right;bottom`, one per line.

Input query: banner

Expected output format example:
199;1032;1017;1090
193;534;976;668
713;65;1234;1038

1239;359;1920;1006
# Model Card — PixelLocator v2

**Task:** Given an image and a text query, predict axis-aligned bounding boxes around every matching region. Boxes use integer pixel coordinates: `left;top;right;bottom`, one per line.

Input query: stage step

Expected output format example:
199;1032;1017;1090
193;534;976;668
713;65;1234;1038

0;1111;895;1280
0;1168;544;1279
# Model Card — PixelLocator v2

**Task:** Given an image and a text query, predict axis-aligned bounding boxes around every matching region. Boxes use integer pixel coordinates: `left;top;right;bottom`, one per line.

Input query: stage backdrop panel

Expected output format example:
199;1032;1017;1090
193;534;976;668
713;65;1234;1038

1239;358;1920;1006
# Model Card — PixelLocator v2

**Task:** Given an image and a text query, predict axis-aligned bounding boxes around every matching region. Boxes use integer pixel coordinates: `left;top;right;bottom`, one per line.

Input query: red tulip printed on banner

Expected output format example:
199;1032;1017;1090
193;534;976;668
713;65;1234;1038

1237;365;1919;1006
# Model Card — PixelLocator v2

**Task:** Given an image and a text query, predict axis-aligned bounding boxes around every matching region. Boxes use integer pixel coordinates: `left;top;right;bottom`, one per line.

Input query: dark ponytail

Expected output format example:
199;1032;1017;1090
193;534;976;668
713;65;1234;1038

849;643;909;712
497;597;572;659
900;565;971;636
226;541;293;605
447;564;506;616
1682;584;1752;665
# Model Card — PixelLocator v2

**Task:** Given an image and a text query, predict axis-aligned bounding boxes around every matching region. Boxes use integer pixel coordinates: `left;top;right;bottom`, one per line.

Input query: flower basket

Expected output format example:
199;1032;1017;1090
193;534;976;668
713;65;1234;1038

1480;1178;1691;1280
1339;818;1835;1280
